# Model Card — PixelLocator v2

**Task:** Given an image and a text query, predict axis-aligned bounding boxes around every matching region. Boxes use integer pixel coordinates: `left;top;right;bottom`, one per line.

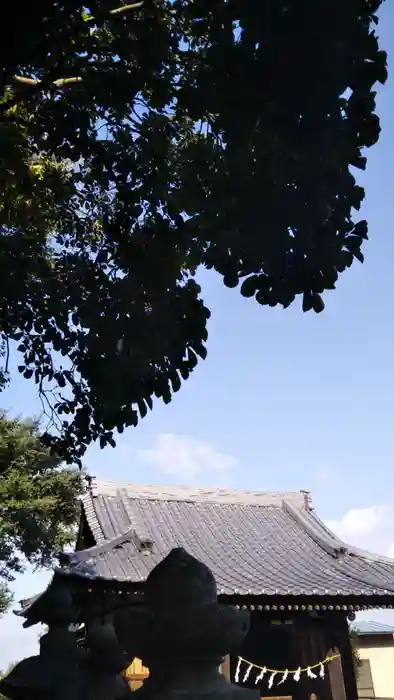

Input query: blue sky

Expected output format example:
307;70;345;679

1;1;394;670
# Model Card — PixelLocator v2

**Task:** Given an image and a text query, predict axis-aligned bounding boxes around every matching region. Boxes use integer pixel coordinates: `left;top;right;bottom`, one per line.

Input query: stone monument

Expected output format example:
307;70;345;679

130;547;259;700
0;547;258;700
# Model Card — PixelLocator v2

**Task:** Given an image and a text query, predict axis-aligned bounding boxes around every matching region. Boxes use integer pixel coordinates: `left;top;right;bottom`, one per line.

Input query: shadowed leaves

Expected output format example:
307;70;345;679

0;0;387;462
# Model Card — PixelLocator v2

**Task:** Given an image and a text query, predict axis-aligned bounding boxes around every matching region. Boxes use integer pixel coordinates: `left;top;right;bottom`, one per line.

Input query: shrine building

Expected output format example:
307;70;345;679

15;483;394;700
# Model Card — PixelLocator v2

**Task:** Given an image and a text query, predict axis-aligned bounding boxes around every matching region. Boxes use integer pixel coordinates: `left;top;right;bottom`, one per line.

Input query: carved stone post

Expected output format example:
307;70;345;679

132;547;259;700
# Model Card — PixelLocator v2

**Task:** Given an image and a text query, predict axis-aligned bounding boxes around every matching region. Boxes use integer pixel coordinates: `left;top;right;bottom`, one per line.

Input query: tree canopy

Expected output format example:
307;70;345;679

0;413;84;607
350;629;363;678
0;0;387;462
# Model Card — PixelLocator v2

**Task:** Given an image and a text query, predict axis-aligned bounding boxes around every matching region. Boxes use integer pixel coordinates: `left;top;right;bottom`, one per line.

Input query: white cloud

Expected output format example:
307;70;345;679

325;505;394;559
137;433;237;482
325;504;394;625
326;505;392;540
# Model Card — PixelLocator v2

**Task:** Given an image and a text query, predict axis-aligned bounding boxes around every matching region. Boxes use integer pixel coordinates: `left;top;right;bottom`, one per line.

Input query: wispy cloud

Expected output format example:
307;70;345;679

137;433;237;484
326;504;394;626
326;504;394;557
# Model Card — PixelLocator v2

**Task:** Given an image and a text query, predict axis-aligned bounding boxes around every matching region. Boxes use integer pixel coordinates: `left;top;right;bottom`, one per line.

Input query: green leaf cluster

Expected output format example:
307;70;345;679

0;412;84;602
349;628;363;678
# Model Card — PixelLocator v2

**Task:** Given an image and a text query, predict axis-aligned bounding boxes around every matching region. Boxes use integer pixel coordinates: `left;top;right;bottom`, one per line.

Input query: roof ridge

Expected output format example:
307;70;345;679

283;500;348;557
92;480;309;507
286;505;394;589
81;490;105;542
302;507;394;566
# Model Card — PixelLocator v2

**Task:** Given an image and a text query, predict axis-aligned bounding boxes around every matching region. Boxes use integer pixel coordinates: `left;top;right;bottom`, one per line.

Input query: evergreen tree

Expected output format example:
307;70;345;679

0;412;84;610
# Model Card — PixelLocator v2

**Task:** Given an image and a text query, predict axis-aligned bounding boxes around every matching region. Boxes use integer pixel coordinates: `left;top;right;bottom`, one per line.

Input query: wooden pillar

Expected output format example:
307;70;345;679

298;624;312;700
327;647;347;700
337;621;358;700
311;620;335;700
290;619;310;700
327;613;358;700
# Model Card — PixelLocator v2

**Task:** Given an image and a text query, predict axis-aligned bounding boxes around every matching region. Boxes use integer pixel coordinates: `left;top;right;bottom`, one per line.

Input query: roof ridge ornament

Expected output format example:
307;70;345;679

85;474;96;493
300;489;312;510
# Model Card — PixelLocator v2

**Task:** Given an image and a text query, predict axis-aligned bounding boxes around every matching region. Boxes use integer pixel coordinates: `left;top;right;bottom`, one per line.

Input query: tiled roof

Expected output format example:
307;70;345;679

351;620;394;635
67;482;394;597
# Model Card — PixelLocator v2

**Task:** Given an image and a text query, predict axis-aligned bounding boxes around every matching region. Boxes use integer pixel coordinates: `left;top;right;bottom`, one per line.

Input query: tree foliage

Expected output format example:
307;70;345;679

350;628;363;679
0;413;84;598
0;586;12;618
0;0;387;462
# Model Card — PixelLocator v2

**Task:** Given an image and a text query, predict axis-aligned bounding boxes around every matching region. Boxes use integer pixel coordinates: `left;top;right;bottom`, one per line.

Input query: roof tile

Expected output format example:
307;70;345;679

75;484;394;597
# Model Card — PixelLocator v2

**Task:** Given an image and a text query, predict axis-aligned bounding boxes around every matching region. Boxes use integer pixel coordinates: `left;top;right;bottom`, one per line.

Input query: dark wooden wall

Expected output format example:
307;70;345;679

230;610;356;700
